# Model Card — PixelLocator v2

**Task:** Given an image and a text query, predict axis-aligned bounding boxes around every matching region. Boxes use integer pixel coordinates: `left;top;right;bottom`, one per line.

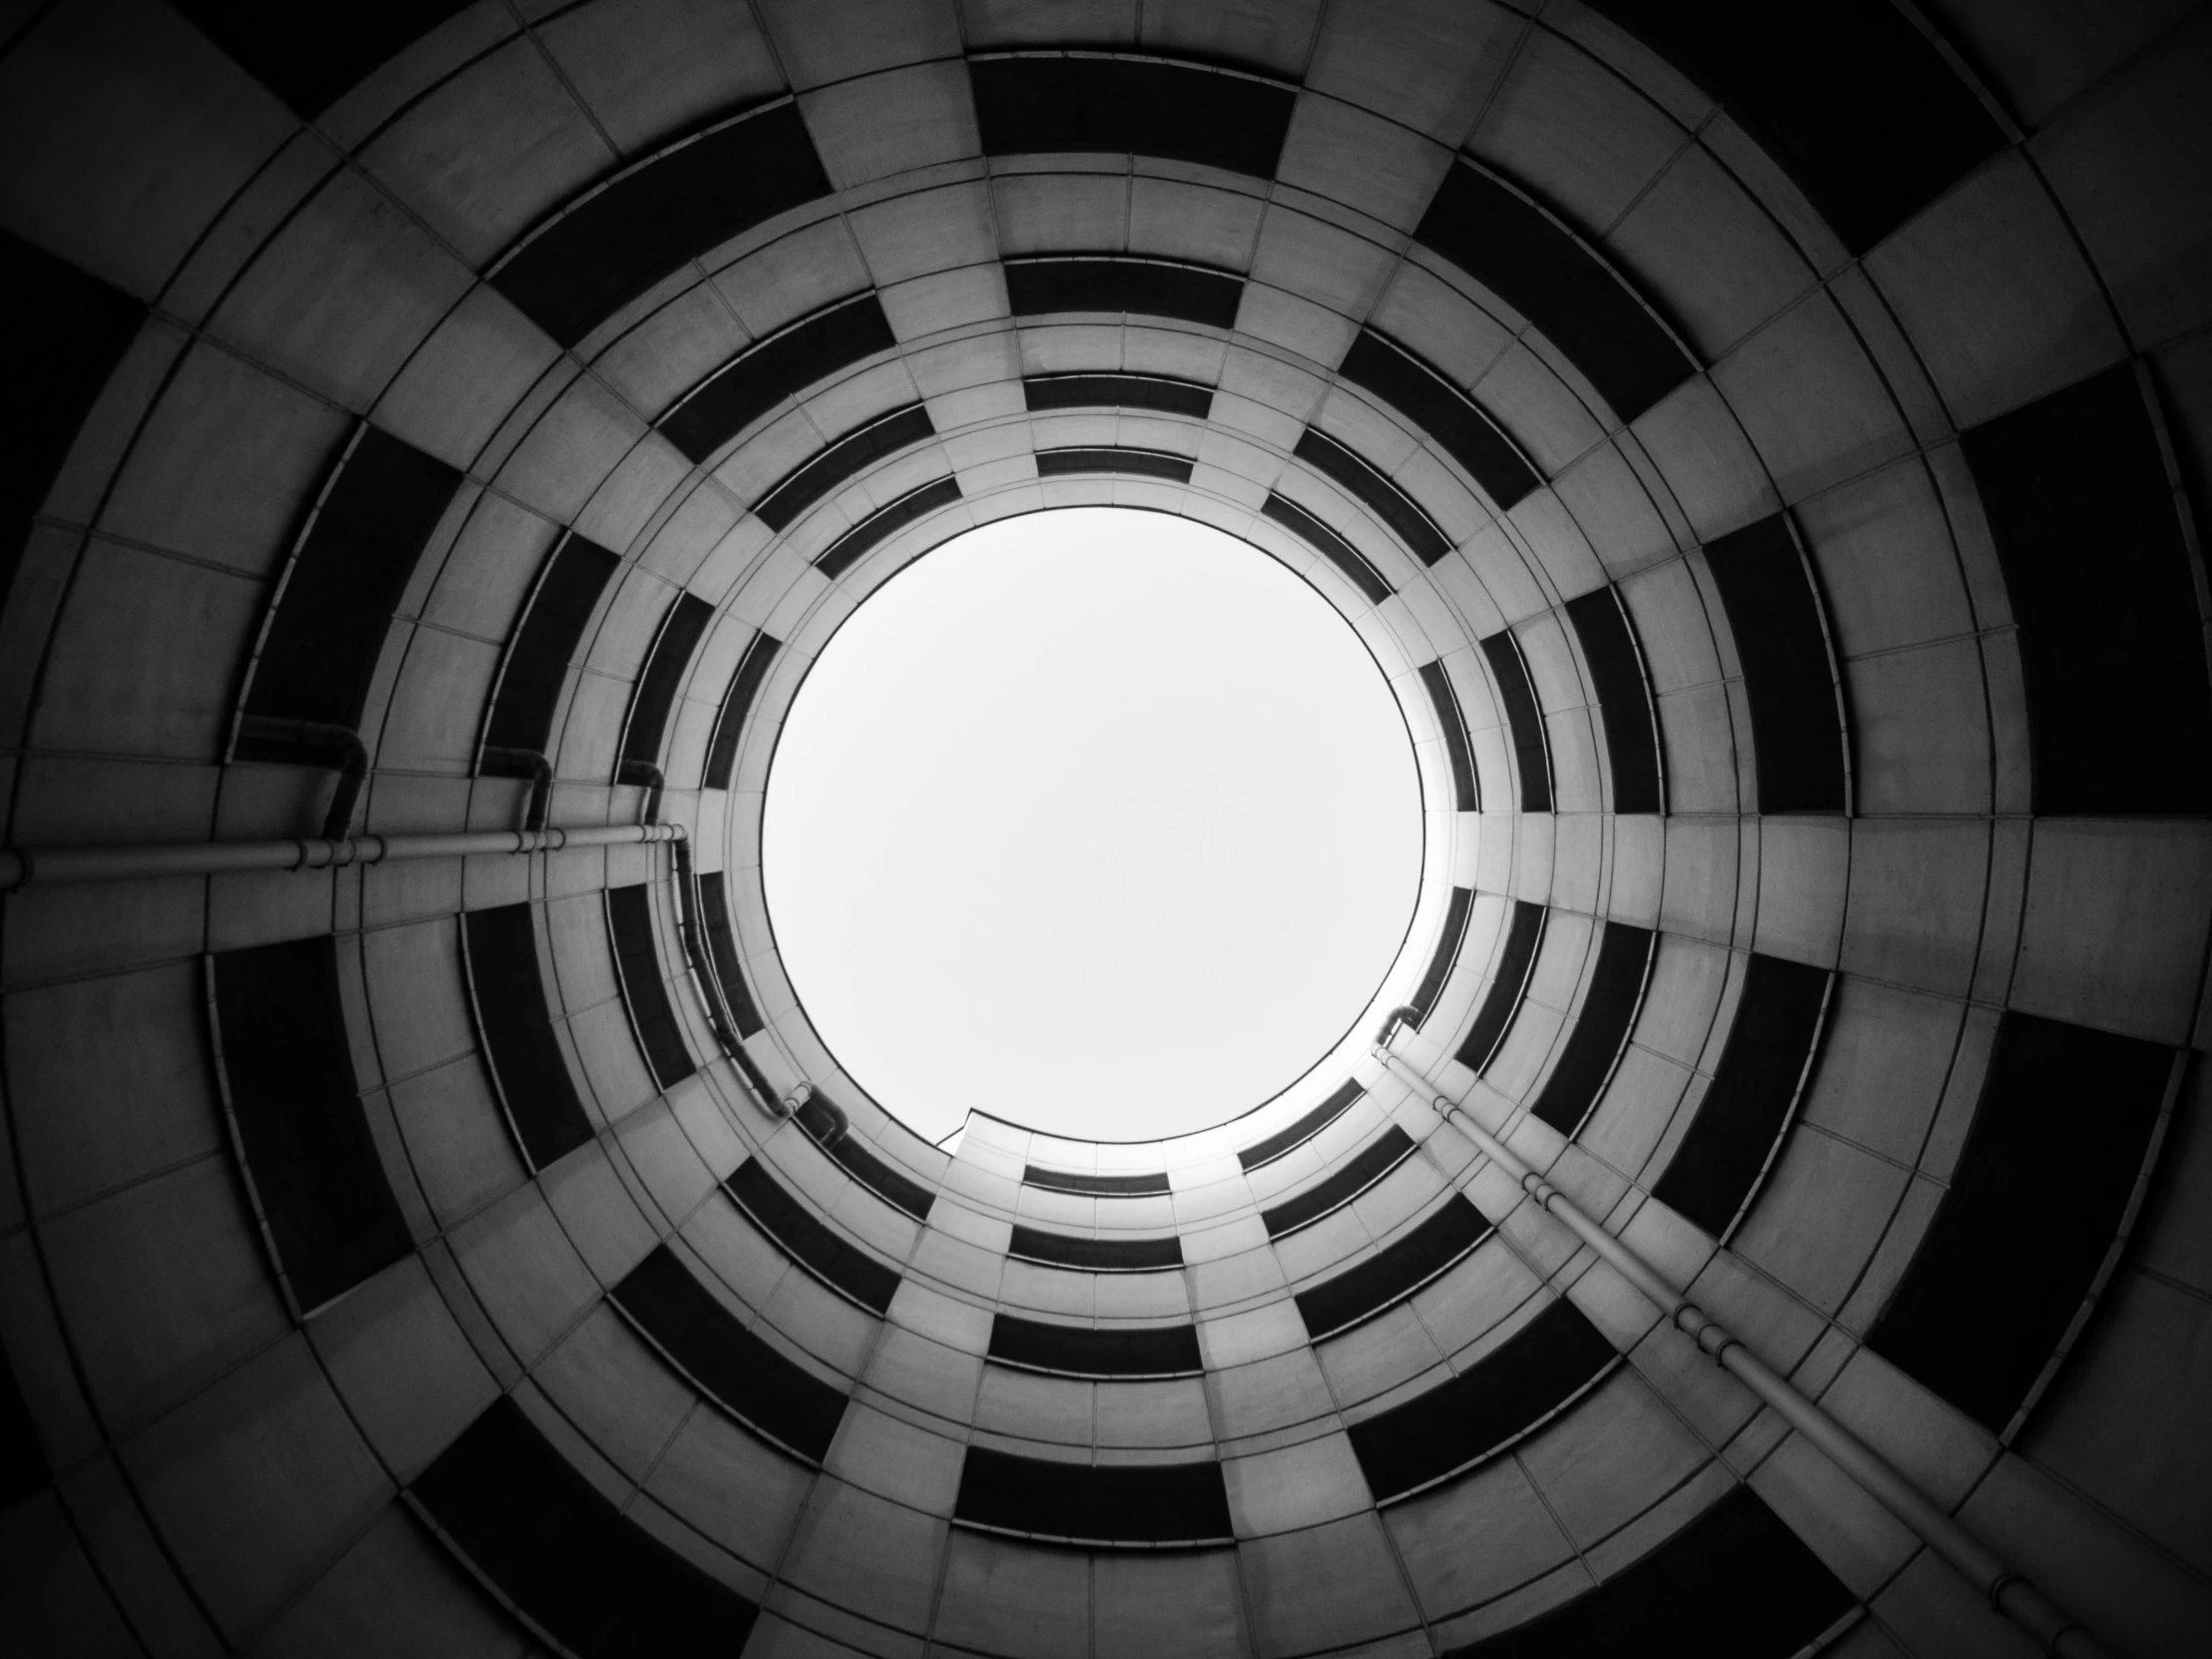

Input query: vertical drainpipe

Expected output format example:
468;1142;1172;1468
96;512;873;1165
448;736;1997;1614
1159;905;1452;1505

1372;1010;2115;1659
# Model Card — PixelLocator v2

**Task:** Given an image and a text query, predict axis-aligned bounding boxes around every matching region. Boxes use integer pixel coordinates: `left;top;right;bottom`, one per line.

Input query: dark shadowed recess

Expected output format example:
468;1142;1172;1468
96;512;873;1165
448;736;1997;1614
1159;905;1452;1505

1408;885;1476;1029
212;936;412;1314
0;1350;45;1510
660;294;898;464
1298;1194;1494;1342
235;424;459;764
480;532;620;777
1296;428;1452;566
492;103;832;348
725;1157;901;1316
1007;1225;1183;1273
413;1396;759;1656
696;869;766;1038
1582;0;2005;257
1700;513;1848;813
1337;329;1540;510
1024;372;1216;419
1529;921;1655;1134
462;902;596;1169
0;230;141;598
1448;1483;1856;1657
168;0;470;116
987;1314;1203;1378
815;475;963;580
968;54;1296;179
954;1446;1235;1546
1455;901;1546;1074
1417;661;1480;811
617;592;713;787
1870;1012;2170;1429
1005;256;1244;329
1414;163;1693;422
1961;363;2212;815
1262;1125;1417;1240
1479;630;1553;813
703;628;782;791
1264;492;1393;606
1564;586;1663;814
1239;1081;1368;1172
1349;1297;1617;1502
1653;953;1830;1238
1035;447;1194;483
792;1093;937;1221
1024;1167;1172;1196
754;403;937;531
605;882;698;1090
611;1245;850;1460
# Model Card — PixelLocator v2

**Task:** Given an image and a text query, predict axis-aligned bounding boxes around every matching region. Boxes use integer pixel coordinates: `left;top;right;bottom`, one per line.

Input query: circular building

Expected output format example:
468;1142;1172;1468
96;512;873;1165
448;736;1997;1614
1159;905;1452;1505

0;4;2208;1657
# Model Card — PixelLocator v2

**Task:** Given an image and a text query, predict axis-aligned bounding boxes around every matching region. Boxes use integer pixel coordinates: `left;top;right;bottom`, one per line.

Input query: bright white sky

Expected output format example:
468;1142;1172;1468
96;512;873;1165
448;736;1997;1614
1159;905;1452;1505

761;507;1421;1145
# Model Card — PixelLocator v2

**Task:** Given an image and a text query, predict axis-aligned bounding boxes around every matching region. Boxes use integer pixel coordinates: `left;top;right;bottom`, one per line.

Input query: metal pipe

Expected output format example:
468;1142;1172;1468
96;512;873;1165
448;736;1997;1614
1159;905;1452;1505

668;834;741;1053
480;746;555;832
233;715;370;839
617;758;666;827
0;823;684;892
663;830;791;1121
1371;1025;2115;1659
638;805;792;1126
795;1083;848;1147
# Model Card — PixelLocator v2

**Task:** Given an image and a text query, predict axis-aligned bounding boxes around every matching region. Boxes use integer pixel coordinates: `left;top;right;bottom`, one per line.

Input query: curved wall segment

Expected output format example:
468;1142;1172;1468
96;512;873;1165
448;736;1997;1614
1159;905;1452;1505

1;4;2209;1658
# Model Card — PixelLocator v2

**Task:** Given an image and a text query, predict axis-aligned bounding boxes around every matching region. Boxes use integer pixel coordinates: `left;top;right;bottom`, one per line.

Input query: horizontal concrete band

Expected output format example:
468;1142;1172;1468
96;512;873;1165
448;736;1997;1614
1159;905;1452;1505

0;822;685;890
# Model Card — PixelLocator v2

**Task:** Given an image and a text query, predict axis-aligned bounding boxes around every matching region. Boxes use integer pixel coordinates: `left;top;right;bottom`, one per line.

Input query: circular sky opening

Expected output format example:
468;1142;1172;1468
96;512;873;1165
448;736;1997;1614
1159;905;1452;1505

760;507;1423;1145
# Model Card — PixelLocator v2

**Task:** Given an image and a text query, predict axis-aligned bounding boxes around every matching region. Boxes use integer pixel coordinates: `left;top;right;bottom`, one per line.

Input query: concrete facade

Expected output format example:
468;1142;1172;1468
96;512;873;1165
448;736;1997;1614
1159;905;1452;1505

1;2;2208;1655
